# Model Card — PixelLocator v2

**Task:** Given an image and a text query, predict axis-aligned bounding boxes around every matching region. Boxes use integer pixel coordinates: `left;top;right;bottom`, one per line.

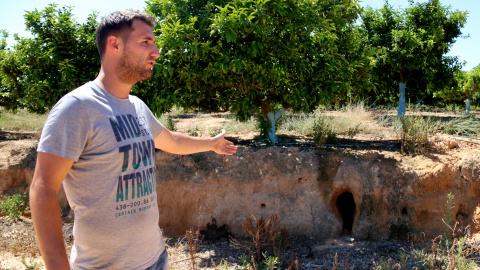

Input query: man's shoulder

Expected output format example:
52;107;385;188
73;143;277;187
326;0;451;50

63;82;95;100
48;83;97;115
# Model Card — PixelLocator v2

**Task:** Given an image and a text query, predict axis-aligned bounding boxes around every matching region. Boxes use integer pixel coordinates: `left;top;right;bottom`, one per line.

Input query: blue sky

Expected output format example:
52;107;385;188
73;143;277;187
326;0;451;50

1;0;478;70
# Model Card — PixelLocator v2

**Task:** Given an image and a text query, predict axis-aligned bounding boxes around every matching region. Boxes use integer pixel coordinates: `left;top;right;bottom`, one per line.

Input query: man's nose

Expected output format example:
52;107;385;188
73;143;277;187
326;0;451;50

151;45;160;59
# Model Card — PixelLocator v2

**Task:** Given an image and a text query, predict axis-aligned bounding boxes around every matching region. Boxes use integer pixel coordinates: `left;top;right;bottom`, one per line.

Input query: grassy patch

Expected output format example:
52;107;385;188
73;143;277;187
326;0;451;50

281;103;376;139
440;115;480;136
221;116;258;135
329;103;371;136
0;108;47;132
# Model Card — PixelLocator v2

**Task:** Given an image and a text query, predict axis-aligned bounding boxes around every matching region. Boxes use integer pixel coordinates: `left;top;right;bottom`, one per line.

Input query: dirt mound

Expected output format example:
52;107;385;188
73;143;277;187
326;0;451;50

0;140;36;197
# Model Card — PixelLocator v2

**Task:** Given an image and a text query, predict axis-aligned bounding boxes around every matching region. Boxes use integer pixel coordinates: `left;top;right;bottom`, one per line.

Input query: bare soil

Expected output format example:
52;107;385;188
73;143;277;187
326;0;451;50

1;110;480;269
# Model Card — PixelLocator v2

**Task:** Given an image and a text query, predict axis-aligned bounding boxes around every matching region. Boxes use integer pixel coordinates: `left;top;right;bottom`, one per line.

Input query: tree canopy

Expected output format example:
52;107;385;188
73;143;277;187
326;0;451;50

0;0;472;138
0;4;99;113
362;0;467;116
145;0;364;143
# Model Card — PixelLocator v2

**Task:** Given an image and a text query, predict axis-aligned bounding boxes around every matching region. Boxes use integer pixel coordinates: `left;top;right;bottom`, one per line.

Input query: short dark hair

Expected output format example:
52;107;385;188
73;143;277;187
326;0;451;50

96;10;156;59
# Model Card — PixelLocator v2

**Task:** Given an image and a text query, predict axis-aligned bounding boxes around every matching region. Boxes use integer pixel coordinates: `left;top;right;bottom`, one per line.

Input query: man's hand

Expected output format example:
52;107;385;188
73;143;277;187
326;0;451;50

155;128;237;155
212;130;237;155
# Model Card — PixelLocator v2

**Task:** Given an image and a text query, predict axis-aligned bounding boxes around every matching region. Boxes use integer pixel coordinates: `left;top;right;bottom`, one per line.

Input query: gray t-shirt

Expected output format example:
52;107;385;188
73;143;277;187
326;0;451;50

38;82;165;270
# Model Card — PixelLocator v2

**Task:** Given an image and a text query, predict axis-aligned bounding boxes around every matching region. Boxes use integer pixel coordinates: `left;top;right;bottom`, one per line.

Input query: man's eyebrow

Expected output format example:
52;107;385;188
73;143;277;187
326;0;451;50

142;36;156;41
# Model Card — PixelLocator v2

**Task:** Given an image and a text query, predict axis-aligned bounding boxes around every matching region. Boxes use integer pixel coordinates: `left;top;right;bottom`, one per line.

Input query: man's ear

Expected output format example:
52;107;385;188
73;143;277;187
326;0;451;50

106;35;121;55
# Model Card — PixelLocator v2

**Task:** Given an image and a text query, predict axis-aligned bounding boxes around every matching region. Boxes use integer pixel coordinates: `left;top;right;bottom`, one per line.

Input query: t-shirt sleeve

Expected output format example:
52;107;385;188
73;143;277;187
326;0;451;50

145;106;164;138
37;95;90;162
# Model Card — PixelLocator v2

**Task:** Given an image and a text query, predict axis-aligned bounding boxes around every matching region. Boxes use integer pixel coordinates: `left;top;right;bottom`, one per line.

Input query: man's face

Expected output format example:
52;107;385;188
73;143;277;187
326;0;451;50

116;20;159;85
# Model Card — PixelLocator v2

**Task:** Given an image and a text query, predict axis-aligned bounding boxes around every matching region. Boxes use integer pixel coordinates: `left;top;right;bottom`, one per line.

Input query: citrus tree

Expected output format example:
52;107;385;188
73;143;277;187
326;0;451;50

460;65;480;114
146;0;362;143
0;4;99;113
362;0;467;116
434;65;480;114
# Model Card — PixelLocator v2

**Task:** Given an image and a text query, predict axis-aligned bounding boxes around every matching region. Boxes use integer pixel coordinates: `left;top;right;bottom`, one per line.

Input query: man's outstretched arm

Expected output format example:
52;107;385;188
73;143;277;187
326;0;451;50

154;128;237;155
30;152;73;270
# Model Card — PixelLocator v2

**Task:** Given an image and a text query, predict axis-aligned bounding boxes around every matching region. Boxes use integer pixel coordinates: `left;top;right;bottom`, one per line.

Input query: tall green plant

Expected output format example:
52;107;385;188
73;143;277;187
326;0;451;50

396;115;436;155
442;192;455;241
313;115;337;146
232;214;288;265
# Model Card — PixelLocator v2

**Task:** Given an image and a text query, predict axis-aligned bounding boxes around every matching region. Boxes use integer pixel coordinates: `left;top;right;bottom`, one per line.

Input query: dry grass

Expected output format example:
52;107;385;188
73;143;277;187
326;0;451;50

0;109;47;132
231;214;289;268
158;102;389;142
0;217;40;257
1;216;480;270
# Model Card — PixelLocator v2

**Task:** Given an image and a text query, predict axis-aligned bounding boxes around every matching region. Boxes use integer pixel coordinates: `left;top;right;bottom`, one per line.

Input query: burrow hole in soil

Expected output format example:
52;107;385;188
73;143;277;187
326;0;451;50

336;192;356;236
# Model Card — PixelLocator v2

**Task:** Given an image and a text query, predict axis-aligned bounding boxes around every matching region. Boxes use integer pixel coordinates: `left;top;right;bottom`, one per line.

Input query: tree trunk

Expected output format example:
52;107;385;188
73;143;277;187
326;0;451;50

466;98;471;115
397;82;406;117
266;108;285;144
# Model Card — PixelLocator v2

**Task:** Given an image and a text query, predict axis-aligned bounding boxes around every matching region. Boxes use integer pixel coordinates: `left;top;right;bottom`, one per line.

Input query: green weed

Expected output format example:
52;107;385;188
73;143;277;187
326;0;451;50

232;214;288;269
443;192;455;240
313;115;337;146
0;193;29;222
21;255;43;270
395;115;436;155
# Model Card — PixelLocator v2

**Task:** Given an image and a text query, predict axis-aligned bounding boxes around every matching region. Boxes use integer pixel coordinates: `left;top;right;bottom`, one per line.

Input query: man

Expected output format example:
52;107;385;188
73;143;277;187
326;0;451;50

29;10;237;270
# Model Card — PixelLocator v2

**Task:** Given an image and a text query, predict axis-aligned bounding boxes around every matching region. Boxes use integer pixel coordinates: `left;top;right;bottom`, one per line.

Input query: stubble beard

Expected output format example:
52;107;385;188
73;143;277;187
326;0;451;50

117;48;153;85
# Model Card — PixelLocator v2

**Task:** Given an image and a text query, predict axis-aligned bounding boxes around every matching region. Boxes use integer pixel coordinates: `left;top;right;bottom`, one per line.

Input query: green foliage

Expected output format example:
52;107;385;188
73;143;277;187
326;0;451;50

409;193;479;270
443;192;455;240
0;193;29;222
461;64;480;101
257;116;274;144
395;115;436;155
0;4;100;113
446;237;479;270
313;115;337;146
166;116;176;131
433;70;466;107
362;0;468;112
145;0;364;141
434;65;480;113
261;253;282;270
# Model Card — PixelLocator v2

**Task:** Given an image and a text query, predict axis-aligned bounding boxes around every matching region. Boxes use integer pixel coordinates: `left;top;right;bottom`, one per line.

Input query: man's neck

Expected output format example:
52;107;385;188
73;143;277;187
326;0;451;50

94;68;132;99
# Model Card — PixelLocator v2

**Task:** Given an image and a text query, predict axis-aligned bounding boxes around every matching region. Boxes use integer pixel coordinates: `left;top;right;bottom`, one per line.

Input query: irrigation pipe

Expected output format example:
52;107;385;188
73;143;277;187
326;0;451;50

447;134;480;142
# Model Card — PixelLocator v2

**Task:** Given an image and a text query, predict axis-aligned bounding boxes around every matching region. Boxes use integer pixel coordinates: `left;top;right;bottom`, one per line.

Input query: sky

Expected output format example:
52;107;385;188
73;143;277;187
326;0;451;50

1;0;479;70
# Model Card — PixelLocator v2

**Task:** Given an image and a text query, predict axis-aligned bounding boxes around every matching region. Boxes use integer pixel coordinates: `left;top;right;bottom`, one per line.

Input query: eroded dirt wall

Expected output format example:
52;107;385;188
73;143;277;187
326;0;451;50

155;146;480;240
1;140;479;240
155;147;339;238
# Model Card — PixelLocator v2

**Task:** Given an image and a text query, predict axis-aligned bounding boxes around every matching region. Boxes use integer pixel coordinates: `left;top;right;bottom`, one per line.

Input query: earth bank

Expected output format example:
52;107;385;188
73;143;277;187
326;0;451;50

154;142;480;240
1;138;479;241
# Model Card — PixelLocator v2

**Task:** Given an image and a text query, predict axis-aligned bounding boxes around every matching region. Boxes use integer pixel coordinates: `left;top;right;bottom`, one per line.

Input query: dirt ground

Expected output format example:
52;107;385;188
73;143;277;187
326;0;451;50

1;110;480;269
